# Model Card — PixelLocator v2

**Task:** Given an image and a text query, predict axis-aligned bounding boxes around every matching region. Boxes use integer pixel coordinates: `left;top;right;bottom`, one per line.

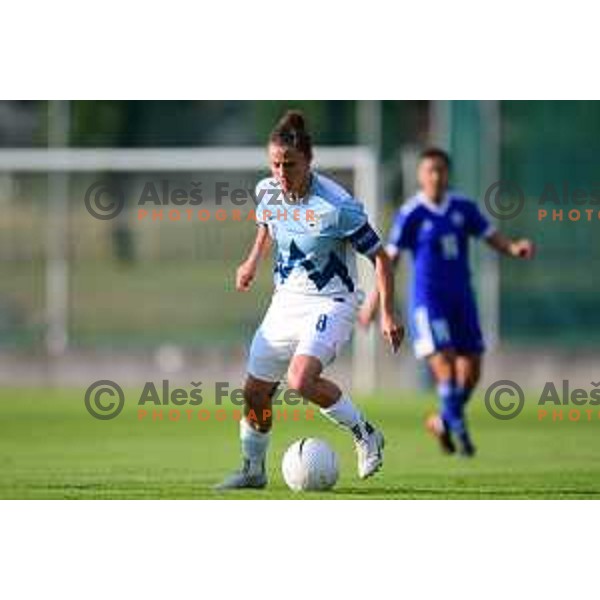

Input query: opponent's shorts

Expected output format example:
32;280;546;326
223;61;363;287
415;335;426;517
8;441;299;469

409;294;485;359
247;289;358;383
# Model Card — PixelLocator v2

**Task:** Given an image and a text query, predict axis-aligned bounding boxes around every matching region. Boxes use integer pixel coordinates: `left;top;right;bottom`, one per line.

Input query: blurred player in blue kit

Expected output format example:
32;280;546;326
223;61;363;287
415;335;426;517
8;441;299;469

360;148;534;456
217;111;403;490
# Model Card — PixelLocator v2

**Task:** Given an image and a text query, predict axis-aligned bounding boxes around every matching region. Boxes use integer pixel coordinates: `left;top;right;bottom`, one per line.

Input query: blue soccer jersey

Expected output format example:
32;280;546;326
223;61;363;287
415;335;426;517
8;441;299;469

386;192;495;304
386;191;495;357
255;172;381;297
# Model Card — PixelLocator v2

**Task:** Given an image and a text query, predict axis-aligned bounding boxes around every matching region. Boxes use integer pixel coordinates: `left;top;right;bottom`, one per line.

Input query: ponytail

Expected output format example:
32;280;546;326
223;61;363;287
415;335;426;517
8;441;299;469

269;110;313;161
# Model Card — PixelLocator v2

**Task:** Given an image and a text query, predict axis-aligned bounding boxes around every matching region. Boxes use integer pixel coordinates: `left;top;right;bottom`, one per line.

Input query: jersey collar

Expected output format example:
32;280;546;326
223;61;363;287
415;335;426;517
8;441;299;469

417;191;452;215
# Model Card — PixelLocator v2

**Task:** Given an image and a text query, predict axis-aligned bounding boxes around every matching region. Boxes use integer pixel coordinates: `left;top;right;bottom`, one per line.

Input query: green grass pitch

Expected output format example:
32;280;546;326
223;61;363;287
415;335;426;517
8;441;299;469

1;387;599;499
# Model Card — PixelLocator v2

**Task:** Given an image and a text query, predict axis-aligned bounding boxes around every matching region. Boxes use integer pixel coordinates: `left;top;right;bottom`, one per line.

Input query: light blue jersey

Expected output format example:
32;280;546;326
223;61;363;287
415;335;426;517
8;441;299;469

255;172;381;297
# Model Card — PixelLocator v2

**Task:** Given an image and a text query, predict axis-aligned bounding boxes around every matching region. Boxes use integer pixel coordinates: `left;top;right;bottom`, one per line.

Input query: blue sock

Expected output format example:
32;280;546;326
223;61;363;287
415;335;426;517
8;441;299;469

437;381;463;435
453;385;474;446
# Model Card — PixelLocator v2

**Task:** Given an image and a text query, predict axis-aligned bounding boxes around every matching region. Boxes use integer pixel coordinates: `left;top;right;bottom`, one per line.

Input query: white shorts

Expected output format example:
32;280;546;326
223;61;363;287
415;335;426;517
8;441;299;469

247;290;358;383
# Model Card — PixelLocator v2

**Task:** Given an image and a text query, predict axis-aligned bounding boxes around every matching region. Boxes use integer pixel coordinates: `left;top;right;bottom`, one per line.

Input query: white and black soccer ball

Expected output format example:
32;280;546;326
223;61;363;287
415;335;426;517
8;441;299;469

281;438;339;491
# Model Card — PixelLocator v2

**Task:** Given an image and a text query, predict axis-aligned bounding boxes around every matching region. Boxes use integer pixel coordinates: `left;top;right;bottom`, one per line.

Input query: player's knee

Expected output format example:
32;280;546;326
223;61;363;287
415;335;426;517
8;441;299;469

429;350;456;382
286;369;315;399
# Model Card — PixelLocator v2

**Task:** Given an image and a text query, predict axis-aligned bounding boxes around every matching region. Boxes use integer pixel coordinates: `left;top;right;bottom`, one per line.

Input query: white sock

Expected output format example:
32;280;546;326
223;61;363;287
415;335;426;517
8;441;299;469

320;395;370;441
240;418;269;475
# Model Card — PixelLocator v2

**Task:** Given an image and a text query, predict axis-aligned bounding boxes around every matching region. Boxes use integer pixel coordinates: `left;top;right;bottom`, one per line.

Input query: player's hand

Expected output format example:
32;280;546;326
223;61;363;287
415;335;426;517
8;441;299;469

236;261;256;291
511;239;535;259
380;312;404;353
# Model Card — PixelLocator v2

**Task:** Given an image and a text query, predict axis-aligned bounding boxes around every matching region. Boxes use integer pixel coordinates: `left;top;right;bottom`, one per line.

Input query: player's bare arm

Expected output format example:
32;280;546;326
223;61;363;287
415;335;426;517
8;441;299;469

236;224;271;291
485;231;535;259
371;247;404;352
358;251;400;327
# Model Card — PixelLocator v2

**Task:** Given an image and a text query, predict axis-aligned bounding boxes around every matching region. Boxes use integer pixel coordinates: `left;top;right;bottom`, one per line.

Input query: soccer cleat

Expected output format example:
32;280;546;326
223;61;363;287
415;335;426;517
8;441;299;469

354;423;384;479
214;460;267;490
425;413;456;455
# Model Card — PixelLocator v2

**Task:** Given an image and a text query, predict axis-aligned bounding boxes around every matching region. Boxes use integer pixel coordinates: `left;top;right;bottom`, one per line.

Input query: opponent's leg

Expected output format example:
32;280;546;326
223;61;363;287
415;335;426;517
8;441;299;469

411;305;460;453
287;354;384;479
453;353;482;456
426;350;461;455
455;353;481;393
448;292;484;456
215;375;278;490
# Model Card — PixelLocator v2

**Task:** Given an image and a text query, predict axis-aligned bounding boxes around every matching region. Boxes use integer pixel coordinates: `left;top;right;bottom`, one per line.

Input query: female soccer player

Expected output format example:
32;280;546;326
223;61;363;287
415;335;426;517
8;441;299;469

359;148;534;457
217;111;403;489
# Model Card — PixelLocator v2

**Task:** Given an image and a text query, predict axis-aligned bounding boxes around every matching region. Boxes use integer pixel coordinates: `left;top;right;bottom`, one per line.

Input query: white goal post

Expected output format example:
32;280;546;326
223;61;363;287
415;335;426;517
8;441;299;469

0;146;381;392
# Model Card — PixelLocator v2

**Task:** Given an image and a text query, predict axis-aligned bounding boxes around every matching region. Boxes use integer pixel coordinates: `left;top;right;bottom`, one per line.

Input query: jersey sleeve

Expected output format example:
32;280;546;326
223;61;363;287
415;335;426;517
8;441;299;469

464;200;496;238
386;206;415;257
338;198;382;258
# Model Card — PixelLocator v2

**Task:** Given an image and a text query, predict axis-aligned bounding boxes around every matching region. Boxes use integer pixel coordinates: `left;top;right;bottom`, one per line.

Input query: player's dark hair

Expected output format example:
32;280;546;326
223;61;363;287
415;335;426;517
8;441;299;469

419;147;451;169
269;110;313;161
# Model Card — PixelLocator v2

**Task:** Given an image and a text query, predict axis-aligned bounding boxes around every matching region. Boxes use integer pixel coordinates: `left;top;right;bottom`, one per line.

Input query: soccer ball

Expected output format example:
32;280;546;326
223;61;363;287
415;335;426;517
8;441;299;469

281;438;339;491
